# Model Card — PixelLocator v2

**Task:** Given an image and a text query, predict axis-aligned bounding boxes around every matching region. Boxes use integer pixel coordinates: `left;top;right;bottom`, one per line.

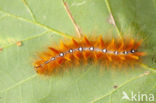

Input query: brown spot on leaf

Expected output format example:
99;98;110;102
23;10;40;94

140;71;150;77
107;14;116;26
113;85;118;89
144;71;150;75
0;48;3;51
16;41;22;47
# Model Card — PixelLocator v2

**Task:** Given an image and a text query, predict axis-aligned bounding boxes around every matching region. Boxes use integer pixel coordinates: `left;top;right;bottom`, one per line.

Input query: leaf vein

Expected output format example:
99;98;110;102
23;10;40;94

2;30;49;49
104;0;122;38
21;0;37;22
90;73;147;103
0;9;72;40
140;63;156;73
0;74;37;93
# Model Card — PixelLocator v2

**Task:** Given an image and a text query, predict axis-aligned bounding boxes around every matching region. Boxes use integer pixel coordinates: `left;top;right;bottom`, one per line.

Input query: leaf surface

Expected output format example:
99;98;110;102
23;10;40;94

0;0;155;103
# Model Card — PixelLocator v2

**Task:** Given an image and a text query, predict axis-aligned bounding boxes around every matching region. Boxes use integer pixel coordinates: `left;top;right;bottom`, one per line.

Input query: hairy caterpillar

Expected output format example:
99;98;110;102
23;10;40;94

34;36;145;75
33;0;146;75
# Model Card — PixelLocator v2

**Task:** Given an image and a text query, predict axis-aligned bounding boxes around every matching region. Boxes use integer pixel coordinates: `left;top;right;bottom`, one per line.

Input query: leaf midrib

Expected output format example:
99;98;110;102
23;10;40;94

0;9;72;48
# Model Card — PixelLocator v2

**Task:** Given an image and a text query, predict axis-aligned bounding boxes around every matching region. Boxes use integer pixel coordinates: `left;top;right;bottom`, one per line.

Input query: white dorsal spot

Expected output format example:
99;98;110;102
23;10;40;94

123;51;128;54
131;49;135;53
78;47;83;51
51;57;55;60
114;51;118;55
59;52;64;56
102;49;107;53
89;47;94;51
69;49;73;53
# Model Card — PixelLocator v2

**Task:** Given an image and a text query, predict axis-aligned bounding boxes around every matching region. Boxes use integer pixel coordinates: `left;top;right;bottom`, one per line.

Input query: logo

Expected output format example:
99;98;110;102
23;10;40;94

122;91;155;102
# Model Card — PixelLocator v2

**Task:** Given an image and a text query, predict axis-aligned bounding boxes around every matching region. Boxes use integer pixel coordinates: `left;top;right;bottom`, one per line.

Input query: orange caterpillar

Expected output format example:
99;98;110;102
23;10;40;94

33;36;145;75
33;1;146;75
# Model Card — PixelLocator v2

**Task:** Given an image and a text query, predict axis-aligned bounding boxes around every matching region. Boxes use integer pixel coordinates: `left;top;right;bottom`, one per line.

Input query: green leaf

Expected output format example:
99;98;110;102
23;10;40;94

0;0;155;103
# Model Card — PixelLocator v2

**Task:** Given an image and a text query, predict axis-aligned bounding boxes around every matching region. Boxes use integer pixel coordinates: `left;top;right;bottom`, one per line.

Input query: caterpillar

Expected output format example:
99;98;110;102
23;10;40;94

33;1;146;75
34;36;145;75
